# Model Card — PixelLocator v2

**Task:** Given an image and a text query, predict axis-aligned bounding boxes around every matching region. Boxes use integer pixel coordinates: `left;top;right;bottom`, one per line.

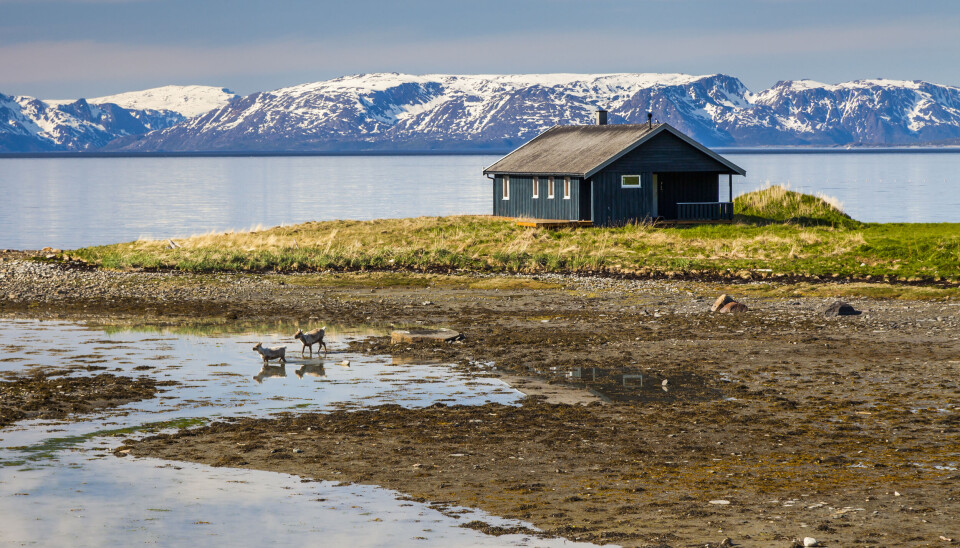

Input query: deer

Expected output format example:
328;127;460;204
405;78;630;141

252;342;286;364
294;327;327;357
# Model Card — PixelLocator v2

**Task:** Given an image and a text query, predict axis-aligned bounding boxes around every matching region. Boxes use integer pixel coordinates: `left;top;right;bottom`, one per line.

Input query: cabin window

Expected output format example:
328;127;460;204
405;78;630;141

547;177;555;199
563;177;571;199
502;176;510;200
621;175;641;188
532;177;539;199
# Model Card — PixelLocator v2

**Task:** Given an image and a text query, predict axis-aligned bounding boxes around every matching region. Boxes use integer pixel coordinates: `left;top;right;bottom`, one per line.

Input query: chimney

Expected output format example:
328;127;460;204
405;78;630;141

595;108;608;126
647;110;653;129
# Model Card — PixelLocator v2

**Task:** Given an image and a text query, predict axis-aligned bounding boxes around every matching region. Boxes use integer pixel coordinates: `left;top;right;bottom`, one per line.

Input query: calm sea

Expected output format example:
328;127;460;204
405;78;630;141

0;152;957;250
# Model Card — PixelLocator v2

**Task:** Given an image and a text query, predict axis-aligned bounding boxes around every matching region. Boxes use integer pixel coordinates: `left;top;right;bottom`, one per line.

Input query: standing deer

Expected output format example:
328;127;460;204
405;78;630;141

294;327;327;357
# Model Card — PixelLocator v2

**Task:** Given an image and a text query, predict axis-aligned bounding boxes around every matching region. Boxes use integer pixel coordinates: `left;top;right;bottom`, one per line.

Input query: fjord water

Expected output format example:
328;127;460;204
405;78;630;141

0;151;958;250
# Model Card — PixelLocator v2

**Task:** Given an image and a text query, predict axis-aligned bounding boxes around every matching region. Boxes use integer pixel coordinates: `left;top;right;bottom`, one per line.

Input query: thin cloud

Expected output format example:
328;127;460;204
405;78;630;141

2;15;958;96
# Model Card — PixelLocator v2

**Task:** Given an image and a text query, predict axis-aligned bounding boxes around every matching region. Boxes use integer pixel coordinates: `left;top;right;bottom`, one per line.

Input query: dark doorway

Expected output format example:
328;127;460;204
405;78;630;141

579;179;592;221
656;172;719;220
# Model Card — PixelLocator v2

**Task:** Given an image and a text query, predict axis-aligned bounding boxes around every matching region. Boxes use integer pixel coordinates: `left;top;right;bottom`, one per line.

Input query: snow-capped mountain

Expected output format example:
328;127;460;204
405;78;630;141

5;75;960;153
0;85;239;152
89;85;240;118
749;79;960;145
106;73;960;152
0;94;163;151
107;73;755;152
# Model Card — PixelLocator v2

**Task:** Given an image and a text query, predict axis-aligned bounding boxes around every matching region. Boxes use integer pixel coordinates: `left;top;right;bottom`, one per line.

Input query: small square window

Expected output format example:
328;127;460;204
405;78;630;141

621;175;641;188
532;177;539;199
502;176;510;200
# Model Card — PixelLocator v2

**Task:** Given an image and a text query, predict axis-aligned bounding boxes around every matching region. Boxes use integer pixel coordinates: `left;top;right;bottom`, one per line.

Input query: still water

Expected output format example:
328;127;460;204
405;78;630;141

0;152;957;250
0;319;595;547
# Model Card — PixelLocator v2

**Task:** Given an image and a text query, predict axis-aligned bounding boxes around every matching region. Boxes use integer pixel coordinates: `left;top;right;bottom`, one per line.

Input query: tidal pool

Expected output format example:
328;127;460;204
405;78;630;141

0;319;595;547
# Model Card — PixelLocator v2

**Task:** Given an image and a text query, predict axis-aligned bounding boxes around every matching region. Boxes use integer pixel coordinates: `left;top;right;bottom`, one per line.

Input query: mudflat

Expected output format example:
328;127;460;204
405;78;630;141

0;370;172;428
3;256;959;546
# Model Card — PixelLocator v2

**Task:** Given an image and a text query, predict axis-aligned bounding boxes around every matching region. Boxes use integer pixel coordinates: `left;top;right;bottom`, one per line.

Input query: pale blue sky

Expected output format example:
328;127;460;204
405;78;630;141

2;0;958;99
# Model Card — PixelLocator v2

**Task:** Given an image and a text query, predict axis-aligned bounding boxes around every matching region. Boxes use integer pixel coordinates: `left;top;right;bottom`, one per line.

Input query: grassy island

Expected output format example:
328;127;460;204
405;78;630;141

71;186;959;283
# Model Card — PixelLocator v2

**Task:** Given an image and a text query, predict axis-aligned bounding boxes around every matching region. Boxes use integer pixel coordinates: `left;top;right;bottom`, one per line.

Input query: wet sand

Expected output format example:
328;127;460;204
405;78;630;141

3;257;960;546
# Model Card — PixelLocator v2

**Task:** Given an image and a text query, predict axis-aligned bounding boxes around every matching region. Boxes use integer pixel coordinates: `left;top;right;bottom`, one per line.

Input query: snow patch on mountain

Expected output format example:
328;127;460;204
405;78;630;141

88;85;239;118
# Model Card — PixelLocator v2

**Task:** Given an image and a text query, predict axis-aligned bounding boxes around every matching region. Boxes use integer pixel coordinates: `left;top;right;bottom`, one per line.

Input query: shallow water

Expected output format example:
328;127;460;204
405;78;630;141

0;319;593;547
2;452;583;547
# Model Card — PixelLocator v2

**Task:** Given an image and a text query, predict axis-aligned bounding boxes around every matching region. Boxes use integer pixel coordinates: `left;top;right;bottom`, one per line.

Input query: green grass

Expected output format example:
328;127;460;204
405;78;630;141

66;186;960;283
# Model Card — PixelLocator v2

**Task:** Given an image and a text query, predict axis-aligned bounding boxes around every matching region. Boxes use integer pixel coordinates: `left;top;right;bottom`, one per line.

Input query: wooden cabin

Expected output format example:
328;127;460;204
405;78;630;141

483;114;745;226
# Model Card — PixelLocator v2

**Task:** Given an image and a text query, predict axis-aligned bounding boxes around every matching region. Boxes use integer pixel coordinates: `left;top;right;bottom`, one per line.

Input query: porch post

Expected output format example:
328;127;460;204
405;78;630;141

728;174;733;220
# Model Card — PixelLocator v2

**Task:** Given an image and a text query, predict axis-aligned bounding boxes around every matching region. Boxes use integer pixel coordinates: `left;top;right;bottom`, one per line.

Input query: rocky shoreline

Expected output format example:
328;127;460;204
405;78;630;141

3;253;960;546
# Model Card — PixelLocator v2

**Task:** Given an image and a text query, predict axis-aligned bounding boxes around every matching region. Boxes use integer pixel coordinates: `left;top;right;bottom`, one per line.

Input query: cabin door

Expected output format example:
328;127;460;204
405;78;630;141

658;174;680;220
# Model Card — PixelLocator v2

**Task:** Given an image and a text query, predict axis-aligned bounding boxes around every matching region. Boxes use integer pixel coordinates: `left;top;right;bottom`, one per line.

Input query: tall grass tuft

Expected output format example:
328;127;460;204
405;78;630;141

734;184;858;228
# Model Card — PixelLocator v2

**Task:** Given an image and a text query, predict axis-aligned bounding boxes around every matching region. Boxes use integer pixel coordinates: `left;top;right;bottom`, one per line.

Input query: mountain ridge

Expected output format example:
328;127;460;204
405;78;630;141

4;75;960;153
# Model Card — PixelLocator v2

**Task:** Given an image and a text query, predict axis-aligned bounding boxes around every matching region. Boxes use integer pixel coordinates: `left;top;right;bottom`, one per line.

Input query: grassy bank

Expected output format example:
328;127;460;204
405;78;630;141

70;186;960;283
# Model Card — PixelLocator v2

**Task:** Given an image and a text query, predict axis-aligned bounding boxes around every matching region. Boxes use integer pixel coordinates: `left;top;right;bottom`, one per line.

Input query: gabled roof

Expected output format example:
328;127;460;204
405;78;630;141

483;123;746;177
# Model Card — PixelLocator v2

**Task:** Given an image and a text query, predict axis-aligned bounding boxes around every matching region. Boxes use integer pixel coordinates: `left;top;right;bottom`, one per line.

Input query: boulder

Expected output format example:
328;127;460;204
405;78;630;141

711;294;735;312
719;302;748;313
391;328;464;344
822;301;861;318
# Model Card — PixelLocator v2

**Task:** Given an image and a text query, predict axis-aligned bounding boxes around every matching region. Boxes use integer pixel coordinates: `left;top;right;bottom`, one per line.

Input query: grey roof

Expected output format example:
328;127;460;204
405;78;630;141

483;123;746;177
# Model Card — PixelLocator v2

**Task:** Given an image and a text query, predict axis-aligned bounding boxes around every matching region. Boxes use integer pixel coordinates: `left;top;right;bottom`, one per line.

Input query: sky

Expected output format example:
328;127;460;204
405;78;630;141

2;0;959;100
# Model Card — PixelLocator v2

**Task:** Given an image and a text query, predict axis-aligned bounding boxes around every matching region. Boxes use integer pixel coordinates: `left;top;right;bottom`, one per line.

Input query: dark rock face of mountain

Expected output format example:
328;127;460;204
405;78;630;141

0;93;186;152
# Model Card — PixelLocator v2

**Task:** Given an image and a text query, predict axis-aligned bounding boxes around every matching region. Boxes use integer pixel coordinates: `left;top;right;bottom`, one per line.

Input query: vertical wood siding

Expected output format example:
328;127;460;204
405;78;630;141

493;175;581;220
591;132;731;226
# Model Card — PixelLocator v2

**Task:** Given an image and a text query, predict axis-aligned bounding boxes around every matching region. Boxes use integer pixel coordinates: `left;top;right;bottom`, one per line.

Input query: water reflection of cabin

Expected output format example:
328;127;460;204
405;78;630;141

483;113;746;226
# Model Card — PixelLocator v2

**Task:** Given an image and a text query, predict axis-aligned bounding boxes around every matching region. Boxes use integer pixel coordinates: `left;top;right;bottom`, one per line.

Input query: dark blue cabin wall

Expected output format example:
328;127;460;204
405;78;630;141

607;131;732;173
589;172;652;227
589;131;730;226
493;175;581;220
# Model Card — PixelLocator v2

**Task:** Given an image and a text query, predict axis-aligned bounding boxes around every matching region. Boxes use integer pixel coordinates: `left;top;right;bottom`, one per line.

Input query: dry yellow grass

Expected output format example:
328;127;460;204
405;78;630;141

72;189;959;283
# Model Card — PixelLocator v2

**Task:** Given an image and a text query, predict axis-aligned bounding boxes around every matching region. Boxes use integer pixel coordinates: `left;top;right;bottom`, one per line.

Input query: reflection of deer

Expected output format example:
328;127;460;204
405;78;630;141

253;363;287;384
295;363;326;379
294;327;327;357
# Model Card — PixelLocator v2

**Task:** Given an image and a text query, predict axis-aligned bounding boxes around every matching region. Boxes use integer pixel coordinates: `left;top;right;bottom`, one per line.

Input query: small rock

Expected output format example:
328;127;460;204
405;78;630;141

709;499;730;505
293;448;303;454
719;538;734;548
894;491;902;497
823;300;861;317
719;302;748;313
803;537;819;547
338;360;350;367
711;294;735;312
